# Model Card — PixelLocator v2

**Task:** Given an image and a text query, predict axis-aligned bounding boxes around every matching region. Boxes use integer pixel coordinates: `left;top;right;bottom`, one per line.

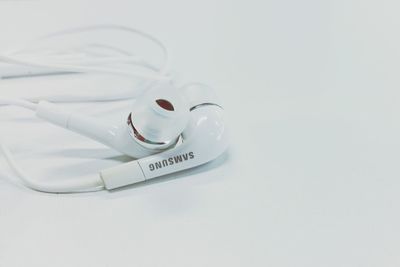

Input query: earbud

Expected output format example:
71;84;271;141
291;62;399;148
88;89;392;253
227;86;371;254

36;83;189;158
0;25;229;193
99;85;229;189
126;83;189;150
34;83;228;190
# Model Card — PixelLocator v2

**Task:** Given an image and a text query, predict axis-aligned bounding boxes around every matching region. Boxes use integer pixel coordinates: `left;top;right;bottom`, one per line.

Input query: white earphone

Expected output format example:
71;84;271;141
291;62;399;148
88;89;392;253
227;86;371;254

0;25;229;193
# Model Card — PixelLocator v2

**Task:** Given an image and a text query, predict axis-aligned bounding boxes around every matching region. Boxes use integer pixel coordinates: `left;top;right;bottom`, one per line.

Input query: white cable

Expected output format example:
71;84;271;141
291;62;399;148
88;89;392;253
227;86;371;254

1;25;170;79
0;99;104;193
5;25;170;73
0;143;104;193
0;54;170;81
0;25;173;193
0;97;37;110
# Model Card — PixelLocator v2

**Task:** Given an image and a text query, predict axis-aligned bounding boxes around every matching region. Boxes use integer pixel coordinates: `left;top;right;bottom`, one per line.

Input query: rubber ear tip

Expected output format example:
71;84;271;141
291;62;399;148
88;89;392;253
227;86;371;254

129;83;189;144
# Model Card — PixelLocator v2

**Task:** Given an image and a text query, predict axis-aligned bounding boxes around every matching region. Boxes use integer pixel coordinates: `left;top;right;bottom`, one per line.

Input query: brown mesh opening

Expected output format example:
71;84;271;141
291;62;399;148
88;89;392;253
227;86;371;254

156;99;174;111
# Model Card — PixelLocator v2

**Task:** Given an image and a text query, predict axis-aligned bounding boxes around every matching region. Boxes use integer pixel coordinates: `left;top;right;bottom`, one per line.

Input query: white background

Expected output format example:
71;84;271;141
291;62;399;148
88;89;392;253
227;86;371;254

1;0;400;266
